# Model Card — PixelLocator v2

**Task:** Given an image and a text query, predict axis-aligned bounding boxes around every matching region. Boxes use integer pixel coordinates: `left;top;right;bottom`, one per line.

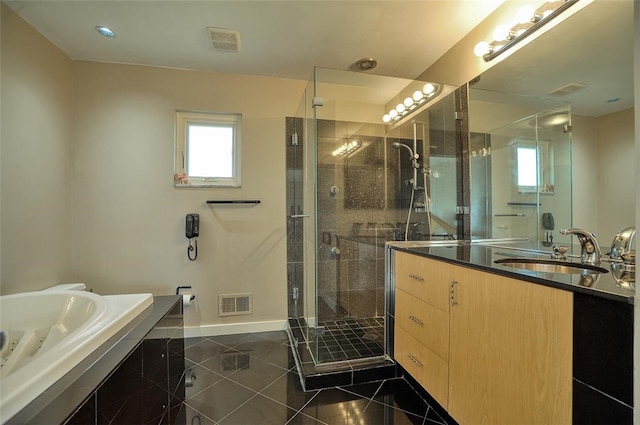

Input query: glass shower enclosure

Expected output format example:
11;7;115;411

287;67;460;366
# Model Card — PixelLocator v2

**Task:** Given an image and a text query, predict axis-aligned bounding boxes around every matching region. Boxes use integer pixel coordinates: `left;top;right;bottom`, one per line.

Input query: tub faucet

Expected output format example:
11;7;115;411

560;228;602;265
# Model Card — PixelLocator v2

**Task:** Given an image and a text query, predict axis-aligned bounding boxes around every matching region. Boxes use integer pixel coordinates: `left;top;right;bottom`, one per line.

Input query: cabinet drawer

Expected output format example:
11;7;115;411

395;326;448;408
396;288;449;360
395;252;450;312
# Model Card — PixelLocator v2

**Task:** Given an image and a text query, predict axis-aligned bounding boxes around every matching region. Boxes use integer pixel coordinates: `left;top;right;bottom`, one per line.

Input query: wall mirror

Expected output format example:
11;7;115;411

468;0;634;250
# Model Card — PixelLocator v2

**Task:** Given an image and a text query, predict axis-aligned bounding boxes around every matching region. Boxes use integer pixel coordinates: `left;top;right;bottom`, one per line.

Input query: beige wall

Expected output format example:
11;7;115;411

594;108;635;242
571;109;635;243
1;4;306;331
571;114;600;234
1;4;74;294
71;62;305;329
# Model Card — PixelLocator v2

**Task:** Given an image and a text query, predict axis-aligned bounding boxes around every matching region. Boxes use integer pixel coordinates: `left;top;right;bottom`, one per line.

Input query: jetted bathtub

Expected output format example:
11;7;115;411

0;290;153;423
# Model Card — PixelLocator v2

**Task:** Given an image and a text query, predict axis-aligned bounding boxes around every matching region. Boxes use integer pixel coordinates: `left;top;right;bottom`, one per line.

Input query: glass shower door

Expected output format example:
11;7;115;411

295;67;461;366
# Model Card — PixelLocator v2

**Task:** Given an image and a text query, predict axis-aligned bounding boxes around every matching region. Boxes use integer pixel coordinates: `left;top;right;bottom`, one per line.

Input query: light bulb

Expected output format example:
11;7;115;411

541;9;554;19
473;41;492;57
389;109;398;118
403;97;414;108
493;25;513;42
382;114;391;123
412;90;424;102
396;103;406;113
422;83;435;95
516;5;538;23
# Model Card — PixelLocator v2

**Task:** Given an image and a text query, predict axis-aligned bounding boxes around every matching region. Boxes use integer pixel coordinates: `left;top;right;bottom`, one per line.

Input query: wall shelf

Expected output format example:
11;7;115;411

507;202;540;206
206;200;261;204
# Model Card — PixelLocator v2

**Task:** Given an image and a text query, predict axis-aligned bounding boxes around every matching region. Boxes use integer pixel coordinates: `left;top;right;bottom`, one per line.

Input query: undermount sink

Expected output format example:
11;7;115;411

494;258;609;275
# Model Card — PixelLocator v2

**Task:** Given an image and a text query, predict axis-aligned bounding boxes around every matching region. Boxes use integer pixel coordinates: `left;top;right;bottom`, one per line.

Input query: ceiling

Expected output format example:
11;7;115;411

4;0;505;82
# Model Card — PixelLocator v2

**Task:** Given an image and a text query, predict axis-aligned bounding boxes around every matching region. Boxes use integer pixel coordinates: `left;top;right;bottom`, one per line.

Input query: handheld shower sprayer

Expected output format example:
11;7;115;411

392;141;420;187
392;142;418;161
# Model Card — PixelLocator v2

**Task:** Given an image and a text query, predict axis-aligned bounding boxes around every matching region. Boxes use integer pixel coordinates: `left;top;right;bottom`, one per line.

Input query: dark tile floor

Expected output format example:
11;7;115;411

176;331;451;425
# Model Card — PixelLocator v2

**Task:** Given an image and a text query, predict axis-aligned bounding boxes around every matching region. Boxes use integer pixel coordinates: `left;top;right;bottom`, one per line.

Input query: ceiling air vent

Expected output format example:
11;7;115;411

208;27;241;52
548;83;588;97
219;293;252;316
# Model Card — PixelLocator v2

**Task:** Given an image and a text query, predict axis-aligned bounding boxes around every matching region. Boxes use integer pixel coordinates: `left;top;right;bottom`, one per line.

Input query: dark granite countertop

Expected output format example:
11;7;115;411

388;240;635;304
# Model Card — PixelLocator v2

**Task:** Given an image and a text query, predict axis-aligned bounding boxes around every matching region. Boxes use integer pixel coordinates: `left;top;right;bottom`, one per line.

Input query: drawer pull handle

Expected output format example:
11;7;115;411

408;274;424;282
408;315;424;326
450;280;459;306
408;354;423;367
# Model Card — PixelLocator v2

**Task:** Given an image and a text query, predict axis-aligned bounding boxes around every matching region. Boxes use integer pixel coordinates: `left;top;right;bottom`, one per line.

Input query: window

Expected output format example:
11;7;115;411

515;140;553;193
516;146;538;189
175;111;242;187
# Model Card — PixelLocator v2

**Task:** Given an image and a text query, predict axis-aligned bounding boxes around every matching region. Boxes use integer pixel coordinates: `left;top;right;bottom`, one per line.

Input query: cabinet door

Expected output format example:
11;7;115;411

448;267;573;425
395;252;450;312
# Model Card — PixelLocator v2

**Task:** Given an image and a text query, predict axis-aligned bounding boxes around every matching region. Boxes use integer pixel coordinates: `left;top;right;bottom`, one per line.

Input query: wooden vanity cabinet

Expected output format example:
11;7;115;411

394;251;574;425
394;252;451;407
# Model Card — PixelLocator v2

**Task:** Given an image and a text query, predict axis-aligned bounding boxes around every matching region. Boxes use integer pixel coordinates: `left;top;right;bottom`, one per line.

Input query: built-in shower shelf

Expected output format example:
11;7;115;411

206;200;261;204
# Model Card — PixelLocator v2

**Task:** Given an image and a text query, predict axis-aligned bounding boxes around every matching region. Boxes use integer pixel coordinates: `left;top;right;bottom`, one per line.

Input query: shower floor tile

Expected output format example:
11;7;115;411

315;317;385;363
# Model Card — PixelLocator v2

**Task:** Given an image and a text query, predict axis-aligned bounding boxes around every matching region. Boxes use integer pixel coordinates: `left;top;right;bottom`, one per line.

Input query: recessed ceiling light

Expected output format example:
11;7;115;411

95;26;116;38
355;57;377;71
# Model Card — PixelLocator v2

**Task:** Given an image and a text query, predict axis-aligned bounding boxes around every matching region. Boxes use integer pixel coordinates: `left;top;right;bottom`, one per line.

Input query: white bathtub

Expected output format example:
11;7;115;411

0;290;153;423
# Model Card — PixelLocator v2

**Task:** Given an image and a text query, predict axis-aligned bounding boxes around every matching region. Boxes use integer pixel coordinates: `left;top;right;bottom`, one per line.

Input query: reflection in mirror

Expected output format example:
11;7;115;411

468;0;634;252
385;92;459;240
469;90;571;249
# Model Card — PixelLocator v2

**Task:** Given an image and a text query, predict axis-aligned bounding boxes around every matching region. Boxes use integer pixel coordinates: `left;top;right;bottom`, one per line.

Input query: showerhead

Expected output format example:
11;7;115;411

392;142;415;157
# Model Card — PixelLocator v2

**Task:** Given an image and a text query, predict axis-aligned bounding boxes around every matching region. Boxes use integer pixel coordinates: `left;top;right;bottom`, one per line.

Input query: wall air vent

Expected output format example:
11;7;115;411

219;293;252;316
548;83;588;97
208;27;241;52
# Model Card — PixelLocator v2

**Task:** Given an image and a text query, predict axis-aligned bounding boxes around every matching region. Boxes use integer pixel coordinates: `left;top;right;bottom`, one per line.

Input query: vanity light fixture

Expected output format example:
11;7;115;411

382;82;441;123
95;26;116;38
331;140;361;157
474;0;580;62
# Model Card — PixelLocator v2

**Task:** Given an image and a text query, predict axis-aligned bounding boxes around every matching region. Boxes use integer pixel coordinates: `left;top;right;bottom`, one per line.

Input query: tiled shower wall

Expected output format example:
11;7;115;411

286;117;305;318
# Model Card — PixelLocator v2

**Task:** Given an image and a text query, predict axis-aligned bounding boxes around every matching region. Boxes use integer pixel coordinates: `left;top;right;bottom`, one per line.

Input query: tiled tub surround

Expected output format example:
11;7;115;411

388;241;634;424
5;296;183;425
0;291;153;422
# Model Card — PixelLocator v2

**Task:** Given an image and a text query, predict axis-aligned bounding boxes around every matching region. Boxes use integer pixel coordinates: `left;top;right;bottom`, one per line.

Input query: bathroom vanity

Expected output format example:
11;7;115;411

387;242;634;425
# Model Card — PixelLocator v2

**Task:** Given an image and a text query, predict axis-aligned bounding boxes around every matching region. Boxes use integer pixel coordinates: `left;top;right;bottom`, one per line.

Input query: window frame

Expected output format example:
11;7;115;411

175;111;242;188
514;139;553;194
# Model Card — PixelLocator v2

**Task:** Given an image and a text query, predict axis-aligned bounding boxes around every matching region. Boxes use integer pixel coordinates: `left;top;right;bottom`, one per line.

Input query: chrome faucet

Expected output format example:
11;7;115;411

560;228;602;265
